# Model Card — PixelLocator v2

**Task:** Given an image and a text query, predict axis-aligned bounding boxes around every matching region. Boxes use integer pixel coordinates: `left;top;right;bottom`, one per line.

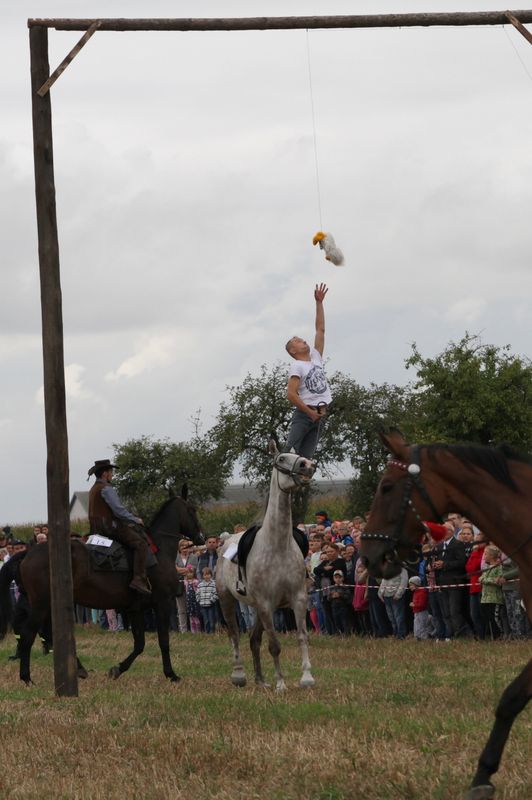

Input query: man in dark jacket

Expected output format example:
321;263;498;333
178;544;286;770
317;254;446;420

433;520;471;638
196;536;219;580
88;458;151;595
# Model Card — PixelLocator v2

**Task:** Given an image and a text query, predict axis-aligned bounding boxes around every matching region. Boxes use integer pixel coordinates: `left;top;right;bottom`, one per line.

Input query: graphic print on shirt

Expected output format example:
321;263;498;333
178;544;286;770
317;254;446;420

305;365;328;396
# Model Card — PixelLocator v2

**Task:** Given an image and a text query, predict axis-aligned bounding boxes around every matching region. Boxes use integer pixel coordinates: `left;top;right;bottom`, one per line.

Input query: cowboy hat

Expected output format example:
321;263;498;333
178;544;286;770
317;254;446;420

87;458;117;477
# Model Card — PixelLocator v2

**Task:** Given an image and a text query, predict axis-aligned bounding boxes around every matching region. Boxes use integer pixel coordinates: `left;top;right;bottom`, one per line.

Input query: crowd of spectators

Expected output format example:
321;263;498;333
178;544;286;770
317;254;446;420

303;510;530;642
1;513;530;645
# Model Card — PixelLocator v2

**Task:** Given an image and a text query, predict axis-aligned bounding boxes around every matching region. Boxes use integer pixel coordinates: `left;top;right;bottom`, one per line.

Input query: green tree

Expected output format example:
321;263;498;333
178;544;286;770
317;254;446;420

406;333;532;449
208;363;412;518
330;375;415;513
112;424;232;520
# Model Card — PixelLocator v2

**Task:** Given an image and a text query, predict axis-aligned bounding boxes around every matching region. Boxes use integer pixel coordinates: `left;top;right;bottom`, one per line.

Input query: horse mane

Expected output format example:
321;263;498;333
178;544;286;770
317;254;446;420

149;495;184;529
424;442;531;492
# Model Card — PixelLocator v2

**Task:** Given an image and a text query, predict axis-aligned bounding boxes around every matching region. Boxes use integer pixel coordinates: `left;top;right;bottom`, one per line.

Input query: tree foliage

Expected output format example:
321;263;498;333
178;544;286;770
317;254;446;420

109;333;532;522
112;426;232;520
406;333;532;449
208;363;412;515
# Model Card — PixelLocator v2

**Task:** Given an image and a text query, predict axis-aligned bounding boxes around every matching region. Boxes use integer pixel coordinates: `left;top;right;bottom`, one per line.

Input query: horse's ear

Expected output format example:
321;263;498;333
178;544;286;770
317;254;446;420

181;483;189;501
378;427;410;460
268;439;279;457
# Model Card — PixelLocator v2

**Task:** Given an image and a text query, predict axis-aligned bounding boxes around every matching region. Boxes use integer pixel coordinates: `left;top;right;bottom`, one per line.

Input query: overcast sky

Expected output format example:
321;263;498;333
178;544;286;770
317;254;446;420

2;1;532;524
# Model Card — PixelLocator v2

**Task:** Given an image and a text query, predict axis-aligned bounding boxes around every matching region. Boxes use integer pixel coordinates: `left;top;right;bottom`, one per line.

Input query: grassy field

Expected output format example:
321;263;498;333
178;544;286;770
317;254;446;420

0;628;530;800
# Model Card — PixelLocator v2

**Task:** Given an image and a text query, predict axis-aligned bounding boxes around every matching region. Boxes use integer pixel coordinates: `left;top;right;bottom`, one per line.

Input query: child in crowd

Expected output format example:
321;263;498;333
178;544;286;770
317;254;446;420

184;565;201;633
352;560;371;635
323;570;352;635
478;545;504;640
408;576;431;640
195;567;218;633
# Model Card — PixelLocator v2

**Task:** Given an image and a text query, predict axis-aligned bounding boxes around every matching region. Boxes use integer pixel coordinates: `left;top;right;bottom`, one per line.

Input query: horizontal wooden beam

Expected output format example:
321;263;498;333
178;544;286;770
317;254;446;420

25;11;532;33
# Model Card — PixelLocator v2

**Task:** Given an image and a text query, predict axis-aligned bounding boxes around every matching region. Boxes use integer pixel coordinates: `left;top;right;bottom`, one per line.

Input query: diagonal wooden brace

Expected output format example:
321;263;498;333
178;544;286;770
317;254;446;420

505;11;532;46
37;20;102;96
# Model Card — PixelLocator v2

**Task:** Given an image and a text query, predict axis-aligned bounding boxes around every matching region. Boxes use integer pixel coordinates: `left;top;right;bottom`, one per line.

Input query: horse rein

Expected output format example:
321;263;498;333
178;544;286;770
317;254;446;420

360;446;444;563
273;454;315;494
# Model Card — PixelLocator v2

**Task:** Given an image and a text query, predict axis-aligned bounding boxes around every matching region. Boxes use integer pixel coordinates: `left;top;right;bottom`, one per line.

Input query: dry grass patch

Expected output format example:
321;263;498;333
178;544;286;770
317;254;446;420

0;629;530;799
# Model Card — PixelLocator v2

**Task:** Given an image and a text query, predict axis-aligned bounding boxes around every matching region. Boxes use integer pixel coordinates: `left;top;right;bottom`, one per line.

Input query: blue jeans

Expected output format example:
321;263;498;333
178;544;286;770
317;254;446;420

286;409;323;459
383;596;407;639
200;605;216;633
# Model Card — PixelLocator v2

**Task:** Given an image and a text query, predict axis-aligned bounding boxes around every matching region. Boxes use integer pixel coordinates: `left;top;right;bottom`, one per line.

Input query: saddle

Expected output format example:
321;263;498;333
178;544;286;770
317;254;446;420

235;525;309;595
85;536;157;573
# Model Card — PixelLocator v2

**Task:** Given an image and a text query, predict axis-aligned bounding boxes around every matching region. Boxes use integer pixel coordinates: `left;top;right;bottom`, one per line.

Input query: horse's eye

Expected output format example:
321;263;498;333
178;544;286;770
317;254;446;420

279;456;285;462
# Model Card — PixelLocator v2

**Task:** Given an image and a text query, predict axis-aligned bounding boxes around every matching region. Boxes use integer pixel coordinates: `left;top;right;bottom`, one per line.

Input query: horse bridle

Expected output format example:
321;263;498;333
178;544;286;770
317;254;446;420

360;446;444;563
273;453;315;493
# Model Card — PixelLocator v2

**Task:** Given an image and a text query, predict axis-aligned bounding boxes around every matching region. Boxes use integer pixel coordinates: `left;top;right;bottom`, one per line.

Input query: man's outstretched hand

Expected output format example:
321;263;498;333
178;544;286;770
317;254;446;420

314;283;328;303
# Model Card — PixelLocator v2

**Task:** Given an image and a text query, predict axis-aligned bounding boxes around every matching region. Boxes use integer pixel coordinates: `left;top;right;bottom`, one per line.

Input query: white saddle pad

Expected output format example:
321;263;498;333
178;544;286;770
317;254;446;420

223;542;238;561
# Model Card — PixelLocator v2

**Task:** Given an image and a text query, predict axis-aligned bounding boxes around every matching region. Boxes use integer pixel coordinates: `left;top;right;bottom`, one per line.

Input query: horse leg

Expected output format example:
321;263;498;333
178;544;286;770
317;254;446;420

18;606;47;686
155;600;180;682
261;612;286;692
249;615;269;688
468;658;532;800
293;592;315;688
218;589;246;686
108;610;145;679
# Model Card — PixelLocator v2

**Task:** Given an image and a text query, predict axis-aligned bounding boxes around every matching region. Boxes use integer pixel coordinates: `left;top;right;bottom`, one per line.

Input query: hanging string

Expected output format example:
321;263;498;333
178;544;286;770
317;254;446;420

306;29;323;230
502;26;532;85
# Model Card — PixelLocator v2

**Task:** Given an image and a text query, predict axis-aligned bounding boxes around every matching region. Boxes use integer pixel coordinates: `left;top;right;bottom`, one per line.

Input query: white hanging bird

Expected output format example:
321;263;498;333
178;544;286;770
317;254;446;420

312;231;344;266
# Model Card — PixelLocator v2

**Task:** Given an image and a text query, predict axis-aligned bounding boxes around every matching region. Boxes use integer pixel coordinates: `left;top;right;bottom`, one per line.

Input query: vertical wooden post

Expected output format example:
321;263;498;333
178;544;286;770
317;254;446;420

29;25;78;697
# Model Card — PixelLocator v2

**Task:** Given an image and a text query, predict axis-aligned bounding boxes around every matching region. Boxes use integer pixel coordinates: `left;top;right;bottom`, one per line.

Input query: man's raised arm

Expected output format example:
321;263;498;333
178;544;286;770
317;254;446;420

314;283;328;356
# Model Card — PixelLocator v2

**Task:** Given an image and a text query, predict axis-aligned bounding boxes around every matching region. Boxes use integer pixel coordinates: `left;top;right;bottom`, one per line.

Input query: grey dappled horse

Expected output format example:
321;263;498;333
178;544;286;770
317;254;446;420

216;442;316;691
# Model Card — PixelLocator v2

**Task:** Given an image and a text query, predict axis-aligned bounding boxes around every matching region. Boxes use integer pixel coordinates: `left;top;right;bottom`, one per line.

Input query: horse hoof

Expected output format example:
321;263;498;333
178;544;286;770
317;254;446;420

22;678;34;687
299;677;315;688
167;673;181;683
466;785;496;800
231;674;247;687
276;682;287;692
108;666;121;680
78;668;89;680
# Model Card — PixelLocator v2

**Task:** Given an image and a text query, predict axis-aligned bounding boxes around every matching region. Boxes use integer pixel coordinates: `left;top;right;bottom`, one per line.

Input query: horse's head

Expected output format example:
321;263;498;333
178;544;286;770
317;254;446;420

269;440;316;492
360;429;444;578
150;485;204;546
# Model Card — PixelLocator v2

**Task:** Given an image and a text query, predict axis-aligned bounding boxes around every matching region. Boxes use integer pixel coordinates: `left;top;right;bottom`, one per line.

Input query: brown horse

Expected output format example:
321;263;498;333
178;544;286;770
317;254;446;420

0;490;203;685
359;430;531;800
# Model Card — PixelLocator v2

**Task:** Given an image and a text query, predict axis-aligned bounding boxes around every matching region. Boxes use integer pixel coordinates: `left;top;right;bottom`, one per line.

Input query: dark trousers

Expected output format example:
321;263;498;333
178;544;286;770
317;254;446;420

429;591;447;639
331;603;350;635
481;603;503;640
111;523;149;580
469;593;486;639
438;586;470;638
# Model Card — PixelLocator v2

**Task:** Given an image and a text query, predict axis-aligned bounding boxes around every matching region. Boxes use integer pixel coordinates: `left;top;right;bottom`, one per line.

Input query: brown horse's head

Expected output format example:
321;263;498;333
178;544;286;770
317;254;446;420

360;429;444;578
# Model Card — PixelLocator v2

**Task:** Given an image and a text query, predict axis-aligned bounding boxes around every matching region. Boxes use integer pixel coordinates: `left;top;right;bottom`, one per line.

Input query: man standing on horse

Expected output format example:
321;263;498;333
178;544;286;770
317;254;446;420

285;283;332;459
88;458;151;596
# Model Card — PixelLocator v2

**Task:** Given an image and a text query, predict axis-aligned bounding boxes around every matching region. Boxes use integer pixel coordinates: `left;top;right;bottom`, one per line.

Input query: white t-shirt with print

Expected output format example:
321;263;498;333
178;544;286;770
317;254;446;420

289;348;332;406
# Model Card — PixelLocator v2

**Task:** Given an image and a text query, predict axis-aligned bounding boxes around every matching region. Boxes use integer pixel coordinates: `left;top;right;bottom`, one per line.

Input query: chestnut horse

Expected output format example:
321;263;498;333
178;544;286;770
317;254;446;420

360;430;531;800
0;491;203;685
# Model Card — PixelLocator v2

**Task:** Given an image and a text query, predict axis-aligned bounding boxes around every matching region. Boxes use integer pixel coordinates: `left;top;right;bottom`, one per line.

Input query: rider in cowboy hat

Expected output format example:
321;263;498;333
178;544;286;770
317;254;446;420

87;458;151;595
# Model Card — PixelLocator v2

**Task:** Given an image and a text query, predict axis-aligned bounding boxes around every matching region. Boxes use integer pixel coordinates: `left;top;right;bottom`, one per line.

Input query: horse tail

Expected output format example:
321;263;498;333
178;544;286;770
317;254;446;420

0;551;25;639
